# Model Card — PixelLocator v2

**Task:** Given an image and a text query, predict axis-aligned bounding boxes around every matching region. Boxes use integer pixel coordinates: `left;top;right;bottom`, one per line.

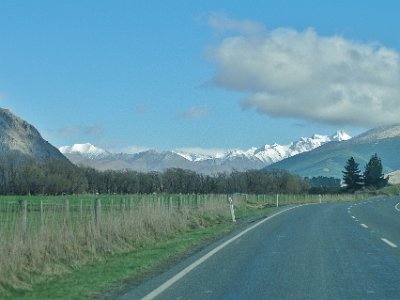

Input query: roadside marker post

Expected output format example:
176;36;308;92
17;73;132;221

276;194;279;208
228;197;236;223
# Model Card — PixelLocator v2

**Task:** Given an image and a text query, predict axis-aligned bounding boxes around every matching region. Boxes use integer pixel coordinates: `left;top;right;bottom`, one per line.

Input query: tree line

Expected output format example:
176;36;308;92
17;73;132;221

0;154;87;195
342;153;388;192
0;154;310;195
79;167;311;195
2;152;388;196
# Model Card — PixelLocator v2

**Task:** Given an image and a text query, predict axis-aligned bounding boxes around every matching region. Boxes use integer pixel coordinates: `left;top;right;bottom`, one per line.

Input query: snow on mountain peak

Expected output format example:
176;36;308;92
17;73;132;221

60;130;351;167
59;143;109;158
250;130;351;164
330;130;352;141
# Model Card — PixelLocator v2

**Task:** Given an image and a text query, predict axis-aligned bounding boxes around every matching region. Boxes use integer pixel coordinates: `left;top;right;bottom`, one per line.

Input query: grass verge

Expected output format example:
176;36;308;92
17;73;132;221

2;224;233;300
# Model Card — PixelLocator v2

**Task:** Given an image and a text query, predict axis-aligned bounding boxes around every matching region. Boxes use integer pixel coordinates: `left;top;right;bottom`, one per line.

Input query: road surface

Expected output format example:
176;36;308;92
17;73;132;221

117;196;400;300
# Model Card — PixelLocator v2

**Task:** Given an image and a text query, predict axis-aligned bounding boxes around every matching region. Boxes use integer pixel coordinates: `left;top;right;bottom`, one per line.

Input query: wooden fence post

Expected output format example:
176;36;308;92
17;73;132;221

179;194;183;211
63;199;70;225
80;199;83;221
168;197;173;211
19;200;27;235
40;200;44;226
95;199;101;226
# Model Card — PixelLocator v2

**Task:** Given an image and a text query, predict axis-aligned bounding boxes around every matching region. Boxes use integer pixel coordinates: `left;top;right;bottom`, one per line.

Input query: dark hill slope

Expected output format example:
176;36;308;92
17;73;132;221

267;125;400;178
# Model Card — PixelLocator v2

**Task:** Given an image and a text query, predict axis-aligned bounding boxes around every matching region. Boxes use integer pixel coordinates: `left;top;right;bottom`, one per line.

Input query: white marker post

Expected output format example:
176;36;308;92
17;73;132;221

228;197;236;223
276;194;279;208
319;194;322;204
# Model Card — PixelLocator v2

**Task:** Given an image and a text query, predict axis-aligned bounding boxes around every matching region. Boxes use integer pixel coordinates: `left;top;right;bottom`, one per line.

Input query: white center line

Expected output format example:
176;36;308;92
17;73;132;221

381;238;398;248
360;223;368;228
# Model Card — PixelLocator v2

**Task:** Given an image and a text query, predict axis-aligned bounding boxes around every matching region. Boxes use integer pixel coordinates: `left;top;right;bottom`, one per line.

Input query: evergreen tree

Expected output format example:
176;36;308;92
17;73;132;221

364;153;387;189
342;157;363;192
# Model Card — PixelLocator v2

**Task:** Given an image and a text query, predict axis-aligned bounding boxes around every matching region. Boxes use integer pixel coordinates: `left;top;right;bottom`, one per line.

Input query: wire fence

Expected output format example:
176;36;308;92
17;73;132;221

0;193;365;235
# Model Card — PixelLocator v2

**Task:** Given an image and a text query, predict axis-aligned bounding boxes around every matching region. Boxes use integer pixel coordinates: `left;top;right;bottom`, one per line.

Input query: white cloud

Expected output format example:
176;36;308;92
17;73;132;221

176;105;209;119
209;16;400;127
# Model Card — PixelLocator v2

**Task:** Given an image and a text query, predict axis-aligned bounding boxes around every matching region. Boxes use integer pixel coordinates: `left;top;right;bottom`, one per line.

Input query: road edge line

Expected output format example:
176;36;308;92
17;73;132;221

381;238;398;248
141;204;311;300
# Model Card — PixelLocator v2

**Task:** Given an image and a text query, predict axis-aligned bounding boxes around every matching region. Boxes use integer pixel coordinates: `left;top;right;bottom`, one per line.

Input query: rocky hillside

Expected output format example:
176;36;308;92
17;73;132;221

0;108;67;161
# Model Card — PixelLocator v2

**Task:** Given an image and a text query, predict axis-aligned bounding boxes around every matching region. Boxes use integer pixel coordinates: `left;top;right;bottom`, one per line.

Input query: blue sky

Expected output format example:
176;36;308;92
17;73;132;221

1;0;400;154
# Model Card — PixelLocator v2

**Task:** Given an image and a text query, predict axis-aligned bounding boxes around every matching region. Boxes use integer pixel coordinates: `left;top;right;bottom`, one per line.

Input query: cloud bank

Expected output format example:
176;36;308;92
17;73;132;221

209;15;400;127
177;105;209;119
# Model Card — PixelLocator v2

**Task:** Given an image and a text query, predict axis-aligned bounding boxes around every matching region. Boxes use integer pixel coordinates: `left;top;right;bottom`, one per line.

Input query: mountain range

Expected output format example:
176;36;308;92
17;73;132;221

59;131;351;174
267;124;400;178
1;107;399;180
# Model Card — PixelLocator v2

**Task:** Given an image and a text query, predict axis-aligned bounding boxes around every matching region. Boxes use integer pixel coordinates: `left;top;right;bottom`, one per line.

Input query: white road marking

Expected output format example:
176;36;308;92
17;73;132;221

381;238;398;248
351;216;356;219
141;204;311;300
395;202;400;212
360;223;368;228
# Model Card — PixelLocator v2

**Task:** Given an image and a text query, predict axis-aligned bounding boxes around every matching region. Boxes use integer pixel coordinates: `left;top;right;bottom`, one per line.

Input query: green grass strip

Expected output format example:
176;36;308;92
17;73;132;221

2;223;233;300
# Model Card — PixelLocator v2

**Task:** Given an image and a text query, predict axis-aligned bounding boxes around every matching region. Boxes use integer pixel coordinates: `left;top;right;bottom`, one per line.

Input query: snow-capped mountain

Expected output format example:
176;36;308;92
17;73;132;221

268;125;400;178
59;143;110;159
174;130;351;164
59;131;351;174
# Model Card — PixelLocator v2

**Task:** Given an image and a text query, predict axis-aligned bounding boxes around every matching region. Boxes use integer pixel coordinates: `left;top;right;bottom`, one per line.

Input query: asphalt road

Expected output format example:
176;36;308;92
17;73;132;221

117;197;400;300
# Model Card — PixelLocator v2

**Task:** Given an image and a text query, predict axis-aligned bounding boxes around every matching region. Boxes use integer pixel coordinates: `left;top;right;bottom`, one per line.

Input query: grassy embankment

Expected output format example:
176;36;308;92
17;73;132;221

0;193;364;299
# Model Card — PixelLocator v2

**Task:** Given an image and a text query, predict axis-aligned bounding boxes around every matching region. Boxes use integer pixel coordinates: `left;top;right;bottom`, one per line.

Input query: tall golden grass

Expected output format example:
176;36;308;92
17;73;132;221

0;194;233;292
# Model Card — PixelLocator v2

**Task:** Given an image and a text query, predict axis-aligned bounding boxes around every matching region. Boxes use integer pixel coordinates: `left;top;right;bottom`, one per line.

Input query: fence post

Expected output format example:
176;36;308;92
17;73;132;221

120;199;126;211
80;199;83;221
63;199;70;225
168;197;173;211
140;198;145;208
40;200;44;226
19;200;27;235
276;194;279;208
178;196;182;211
95;199;101;226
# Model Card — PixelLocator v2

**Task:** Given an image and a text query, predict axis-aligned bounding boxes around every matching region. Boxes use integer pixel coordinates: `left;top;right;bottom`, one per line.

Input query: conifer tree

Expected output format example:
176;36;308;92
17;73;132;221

364;153;387;189
342;157;363;192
